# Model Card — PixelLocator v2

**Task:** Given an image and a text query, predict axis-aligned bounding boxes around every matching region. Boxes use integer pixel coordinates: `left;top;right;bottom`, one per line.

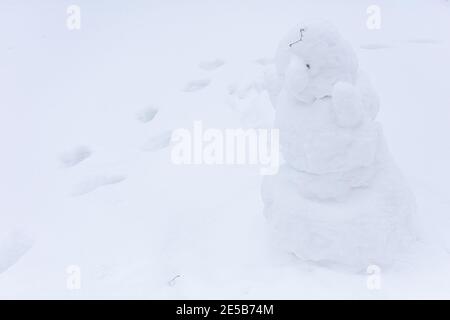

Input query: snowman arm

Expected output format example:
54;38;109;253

356;71;380;120
360;83;380;120
331;81;363;128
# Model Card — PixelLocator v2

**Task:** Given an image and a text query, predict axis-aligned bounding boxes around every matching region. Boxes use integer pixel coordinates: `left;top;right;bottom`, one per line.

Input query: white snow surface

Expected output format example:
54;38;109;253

1;0;450;299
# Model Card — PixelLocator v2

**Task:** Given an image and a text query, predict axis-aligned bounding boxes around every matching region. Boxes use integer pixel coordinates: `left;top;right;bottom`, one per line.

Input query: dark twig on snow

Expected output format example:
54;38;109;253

168;274;181;287
289;28;306;47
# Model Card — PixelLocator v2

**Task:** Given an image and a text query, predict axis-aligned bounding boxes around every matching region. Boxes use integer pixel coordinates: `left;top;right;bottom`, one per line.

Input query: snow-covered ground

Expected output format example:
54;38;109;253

1;0;450;299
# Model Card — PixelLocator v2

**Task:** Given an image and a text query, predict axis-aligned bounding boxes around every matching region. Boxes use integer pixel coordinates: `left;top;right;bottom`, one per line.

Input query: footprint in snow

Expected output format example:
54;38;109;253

0;230;34;274
60;146;92;168
71;174;126;196
198;59;225;71
183;78;211;92
142;131;173;152
136;106;158;123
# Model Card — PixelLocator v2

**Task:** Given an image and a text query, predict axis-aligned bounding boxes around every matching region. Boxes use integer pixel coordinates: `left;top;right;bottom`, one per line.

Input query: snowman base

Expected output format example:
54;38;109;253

262;163;416;272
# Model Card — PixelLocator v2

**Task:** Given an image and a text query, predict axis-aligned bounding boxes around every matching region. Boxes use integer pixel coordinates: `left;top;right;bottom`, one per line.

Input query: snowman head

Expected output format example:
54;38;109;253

276;22;358;103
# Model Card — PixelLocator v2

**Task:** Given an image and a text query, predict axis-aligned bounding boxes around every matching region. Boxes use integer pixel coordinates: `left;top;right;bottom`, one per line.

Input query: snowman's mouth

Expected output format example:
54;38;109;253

299;94;331;105
320;94;332;100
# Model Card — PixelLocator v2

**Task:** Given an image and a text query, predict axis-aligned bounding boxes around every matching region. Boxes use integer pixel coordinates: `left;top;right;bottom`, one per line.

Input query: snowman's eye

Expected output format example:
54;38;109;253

306;64;311;69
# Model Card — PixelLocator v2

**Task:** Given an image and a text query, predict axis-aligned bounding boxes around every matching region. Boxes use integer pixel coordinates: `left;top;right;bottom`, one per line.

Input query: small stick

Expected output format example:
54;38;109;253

289;28;306;47
168;274;181;287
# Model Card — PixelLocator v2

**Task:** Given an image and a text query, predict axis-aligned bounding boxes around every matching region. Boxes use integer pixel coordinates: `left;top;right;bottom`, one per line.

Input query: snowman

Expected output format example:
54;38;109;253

262;22;416;271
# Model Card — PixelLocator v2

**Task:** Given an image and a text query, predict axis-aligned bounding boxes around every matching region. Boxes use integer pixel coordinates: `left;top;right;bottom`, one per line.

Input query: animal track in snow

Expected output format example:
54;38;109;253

71;174;126;196
60;146;92;167
183;78;211;92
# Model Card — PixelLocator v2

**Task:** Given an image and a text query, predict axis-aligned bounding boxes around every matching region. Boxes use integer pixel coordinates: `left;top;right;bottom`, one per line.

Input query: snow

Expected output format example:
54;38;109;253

1;0;450;299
